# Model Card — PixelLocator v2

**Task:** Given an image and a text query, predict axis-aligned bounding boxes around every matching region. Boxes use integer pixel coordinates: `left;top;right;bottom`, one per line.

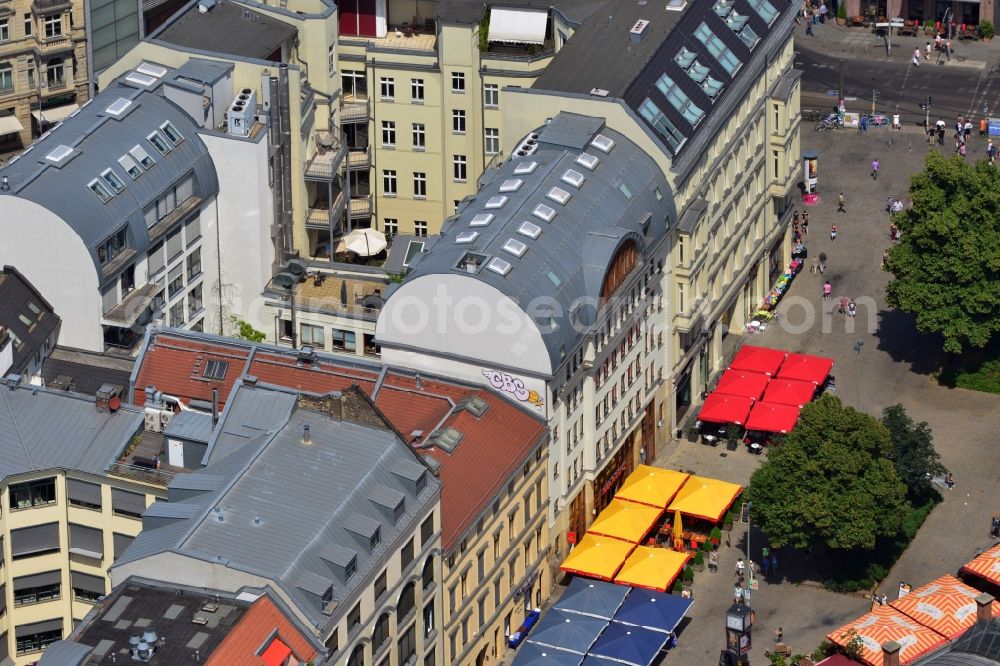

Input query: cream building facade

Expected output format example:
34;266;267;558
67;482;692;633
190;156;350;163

0;0;89;152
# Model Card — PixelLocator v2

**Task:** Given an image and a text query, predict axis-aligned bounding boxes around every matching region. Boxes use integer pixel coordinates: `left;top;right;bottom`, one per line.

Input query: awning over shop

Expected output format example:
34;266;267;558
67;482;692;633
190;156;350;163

488;7;548;44
776;353;834;385
715;369;770;400
587;622;668;666
667;475;742;522
511;642;584;665
555;577;629;621
697;392;754;425
745;402;802;434
613;588;693;634
261;639;292;666
961;543;1000;587
31;103;80;125
614;466;689;509
0;114;24;135
891;574;1000;639
527;609;608;655
613;546;689;592
560;535;635;582
729;345;787;376
762;378;817;407
588;499;662;544
827;605;946;666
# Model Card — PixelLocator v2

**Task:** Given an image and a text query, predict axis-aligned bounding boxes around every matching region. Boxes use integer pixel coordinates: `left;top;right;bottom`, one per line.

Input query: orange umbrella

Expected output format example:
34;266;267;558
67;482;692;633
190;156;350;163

827;605;946;666
890;574;1000;639
960;543;1000;587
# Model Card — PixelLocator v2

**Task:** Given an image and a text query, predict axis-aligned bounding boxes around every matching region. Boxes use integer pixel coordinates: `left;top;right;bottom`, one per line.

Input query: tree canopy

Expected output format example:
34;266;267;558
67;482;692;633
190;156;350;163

885;151;1000;354
881;404;946;501
746;395;909;550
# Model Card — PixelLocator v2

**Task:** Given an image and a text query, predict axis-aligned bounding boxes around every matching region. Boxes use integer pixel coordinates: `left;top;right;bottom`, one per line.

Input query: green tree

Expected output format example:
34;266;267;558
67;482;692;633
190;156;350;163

885;151;1000;354
230;316;266;343
881;404;946;501
746;395;909;550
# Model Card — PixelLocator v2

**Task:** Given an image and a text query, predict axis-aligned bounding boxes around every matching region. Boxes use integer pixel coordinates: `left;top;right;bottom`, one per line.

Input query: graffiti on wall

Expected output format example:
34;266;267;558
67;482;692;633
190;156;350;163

482;369;544;408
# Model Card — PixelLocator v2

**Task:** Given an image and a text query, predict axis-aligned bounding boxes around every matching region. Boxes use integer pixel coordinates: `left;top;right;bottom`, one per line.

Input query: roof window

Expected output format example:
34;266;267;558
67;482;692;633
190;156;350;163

129;145;155;169
517;221;542;239
456;395;489;418
618;182;633;200
695;21;741;75
575;153;600;171
125;72;158;87
160;121;184;145
485;195;508;209
714;0;735;18
547;187;571;205
514;161;538;175
101;168;126;193
687;60;711;84
639;98;686;152
590;134;615;153
532;203;555;222
738;24;760;48
402;240;424;267
656;74;705;126
135;62;168;78
203;360;229;380
561;169;585;188
470;213;494;227
118;154;142;179
105;98;133;117
675;47;697;69
748;0;778;23
546;270;561;286
502;239;527;257
703;76;725;99
147;131;171;156
45;145;74;163
87;178;114;204
666;0;687;10
427;427;464;453
487;257;512;276
499;179;523;193
455;231;480;244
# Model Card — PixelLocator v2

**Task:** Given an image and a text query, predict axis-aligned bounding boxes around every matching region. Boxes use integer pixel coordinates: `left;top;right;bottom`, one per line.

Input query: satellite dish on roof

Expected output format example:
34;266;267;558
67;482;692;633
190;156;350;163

272;272;296;289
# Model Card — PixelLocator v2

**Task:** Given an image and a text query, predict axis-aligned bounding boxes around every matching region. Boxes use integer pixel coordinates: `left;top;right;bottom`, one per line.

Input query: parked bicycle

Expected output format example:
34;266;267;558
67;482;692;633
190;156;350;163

815;113;840;131
863;113;889;127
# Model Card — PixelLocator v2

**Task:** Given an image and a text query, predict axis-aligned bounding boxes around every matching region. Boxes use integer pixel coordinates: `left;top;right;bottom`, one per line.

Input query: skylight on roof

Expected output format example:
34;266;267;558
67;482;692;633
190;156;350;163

135;62;168;78
532;203;556;222
748;0;778;23
696;21;741;75
45;145;74;163
713;0;735;18
485;195;508;209
455;231;480;244
739;24;760;48
499;179;523;193
125;72;158;87
590;135;615;153
561;169;585;188
502;239;527;257
675;47;697;69
487;257;512;276
575;153;600;171
687;60;711;84
666;0;687;10
703;76;725;98
470;213;494;227
656;74;705;126
514;161;538;175
547;187;571;205
105;98;133;117
517;221;542;239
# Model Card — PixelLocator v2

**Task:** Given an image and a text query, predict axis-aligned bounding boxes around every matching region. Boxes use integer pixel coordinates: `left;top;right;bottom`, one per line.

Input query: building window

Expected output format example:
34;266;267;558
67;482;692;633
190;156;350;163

14;581;60;607
169;301;185;327
374;569;387;601
168;265;184;299
401;537;415;569
381;120;396;147
300;323;324;347
10;478;55;509
453;155;467;182
413;172;427;198
485;128;499;155
452;109;466;134
0;63;11;93
379;76;395;100
348;602;361;633
0;19;9;41
398;624;416;662
484;83;499;108
46;59;64;87
772;149;779;180
414;221;428;237
451;71;465;92
44;14;62;37
186;248;202;280
373;613;390;653
347;645;364;666
187;284;203;319
382;169;397;196
411;77;424;101
423;600;435;636
24;13;32;36
331;329;357;352
16;625;61;655
73;587;102;604
412;122;425;149
399;582;415;619
383;218;398;239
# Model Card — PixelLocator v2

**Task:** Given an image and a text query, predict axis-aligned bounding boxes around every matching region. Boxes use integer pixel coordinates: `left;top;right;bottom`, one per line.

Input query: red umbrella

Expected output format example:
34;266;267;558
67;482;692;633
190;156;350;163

729;345;788;376
745;402;801;434
776;353;834;385
762;378;817;407
697;393;754;425
715;369;770;400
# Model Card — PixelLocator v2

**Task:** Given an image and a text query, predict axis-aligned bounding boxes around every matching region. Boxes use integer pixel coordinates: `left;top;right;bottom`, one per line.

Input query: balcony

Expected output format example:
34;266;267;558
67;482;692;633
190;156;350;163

349;194;372;218
305;131;347;181
103;282;159;327
340;96;369;124
481;40;556;63
306;190;347;230
345;146;370;171
339;23;437;55
32;0;72;13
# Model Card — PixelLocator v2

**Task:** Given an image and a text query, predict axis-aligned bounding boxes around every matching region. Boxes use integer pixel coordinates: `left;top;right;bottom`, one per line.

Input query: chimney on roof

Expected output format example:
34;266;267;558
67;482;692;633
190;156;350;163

302;424;312;444
630;18;650;42
415;374;422;390
976;592;995;623
881;640;901;666
211;387;219;425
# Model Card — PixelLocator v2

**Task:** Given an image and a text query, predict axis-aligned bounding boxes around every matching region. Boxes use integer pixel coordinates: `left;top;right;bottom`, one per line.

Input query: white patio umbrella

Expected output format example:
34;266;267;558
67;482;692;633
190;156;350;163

342;228;388;256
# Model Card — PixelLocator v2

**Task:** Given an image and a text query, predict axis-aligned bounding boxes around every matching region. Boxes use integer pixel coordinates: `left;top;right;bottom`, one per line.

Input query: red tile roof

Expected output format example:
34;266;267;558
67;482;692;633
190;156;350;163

132;336;252;408
205;595;316;666
133;330;548;551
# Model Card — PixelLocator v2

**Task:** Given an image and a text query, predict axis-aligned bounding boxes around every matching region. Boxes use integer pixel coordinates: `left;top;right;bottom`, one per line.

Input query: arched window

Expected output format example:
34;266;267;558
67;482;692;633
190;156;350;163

600;240;640;300
372;612;390;653
398;581;416;619
347;644;365;666
421;557;434;591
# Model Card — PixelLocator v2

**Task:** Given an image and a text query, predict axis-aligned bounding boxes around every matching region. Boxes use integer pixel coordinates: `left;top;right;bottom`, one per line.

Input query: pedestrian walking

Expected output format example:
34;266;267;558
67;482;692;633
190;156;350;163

881;249;889;270
848;300;857;318
762;556;770;576
802;212;809;235
959;142;967;157
871;158;880;180
892;113;900;130
913;47;921;66
837;192;846;212
709;549;719;573
945;39;952;60
770;553;778;575
964;121;972;142
987;139;997;164
818;251;827;273
811;256;819;274
839;295;849;316
736;558;746;578
775;627;783;642
830;223;837;241
990;514;1000;539
823;281;832;301
806;20;814;36
860;114;868;133
925;41;932;60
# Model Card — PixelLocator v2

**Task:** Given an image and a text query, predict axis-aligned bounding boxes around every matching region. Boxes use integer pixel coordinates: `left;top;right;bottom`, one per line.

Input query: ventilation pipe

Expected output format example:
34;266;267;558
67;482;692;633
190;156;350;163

268;65;295;273
211;387;219;425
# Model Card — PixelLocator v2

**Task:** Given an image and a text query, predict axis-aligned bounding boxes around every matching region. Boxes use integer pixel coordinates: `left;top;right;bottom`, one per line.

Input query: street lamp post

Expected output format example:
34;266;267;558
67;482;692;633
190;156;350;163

745;500;753;598
854;339;864;410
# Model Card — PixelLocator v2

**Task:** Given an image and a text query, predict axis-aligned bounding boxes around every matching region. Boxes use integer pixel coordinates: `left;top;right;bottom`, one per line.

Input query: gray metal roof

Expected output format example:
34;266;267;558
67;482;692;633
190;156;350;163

0;380;142;479
396;112;674;371
116;383;440;631
0;64;219;280
163;410;214;443
915;619;1000;665
39;347;134;397
0;266;60;372
202;384;299;464
168;58;234;90
154;0;297;60
36;639;93;666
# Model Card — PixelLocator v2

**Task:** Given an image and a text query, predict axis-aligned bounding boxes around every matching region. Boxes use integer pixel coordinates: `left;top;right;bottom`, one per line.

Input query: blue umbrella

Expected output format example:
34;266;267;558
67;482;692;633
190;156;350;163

556;577;631;620
527;609;609;654
511;642;584;666
588;622;668;666
612;587;693;634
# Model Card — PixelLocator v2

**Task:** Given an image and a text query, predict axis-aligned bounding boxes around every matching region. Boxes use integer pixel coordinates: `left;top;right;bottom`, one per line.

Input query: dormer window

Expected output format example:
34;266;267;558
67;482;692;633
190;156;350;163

147;130;171;156
160;121;184;145
370;527;381;550
118;154;142;179
101;168;126;193
87;178;113;203
129;145;155;169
